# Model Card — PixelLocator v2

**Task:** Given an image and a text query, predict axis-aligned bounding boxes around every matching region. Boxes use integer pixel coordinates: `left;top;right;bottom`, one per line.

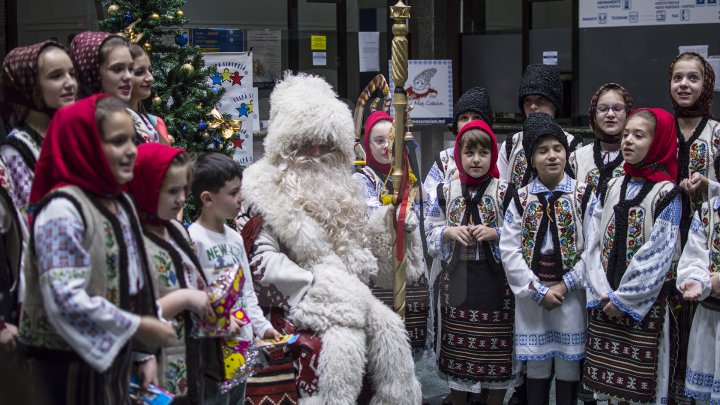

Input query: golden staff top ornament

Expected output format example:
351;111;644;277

207;108;242;139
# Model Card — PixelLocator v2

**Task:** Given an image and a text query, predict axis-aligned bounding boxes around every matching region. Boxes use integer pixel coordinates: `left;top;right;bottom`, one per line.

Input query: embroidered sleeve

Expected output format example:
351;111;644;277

422;161;445;215
497;139;510;181
424;182;451;261
583;197;613;309
34;199;141;373
352;172;382;212
676;210;712;300
0;145;33;218
610;195;681;321
708;179;720;202
499;201;543;300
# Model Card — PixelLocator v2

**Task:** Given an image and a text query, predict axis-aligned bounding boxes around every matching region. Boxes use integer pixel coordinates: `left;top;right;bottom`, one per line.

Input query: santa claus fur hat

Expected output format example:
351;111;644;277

264;72;355;165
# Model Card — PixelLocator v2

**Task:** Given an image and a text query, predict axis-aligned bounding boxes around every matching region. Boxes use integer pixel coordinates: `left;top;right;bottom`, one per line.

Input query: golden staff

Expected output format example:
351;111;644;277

390;0;411;319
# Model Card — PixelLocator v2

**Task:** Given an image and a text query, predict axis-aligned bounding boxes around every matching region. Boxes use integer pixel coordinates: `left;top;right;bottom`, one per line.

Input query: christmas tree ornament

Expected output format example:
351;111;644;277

176;9;185;18
181;63;194;74
211;86;219;93
181;125;187;132
175;33;189;46
123;12;133;24
198;120;208;130
207;108;242;139
108;4;120;14
202;132;210;139
152;96;162;106
143;42;152;51
150;12;160;21
167;135;175;145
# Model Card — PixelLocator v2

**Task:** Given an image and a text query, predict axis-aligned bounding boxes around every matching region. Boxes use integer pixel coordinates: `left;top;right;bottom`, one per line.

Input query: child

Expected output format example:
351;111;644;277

569;83;634;197
18;94;175;404
352;110;428;355
69;31;133;103
583;108;681;404
125;143;222;403
0;40;77;344
127;44;171;145
676;159;720;404
425;119;519;405
188;152;281;405
498;64;583;189
500;112;590;405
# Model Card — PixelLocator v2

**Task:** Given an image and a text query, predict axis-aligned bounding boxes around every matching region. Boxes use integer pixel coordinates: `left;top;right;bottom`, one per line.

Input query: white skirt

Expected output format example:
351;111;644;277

684;305;720;404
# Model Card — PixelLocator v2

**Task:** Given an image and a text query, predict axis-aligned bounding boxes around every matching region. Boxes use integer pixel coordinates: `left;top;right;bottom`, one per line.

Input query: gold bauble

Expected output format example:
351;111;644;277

143;42;152;52
180;63;194;74
152;96;162;106
108;4;120;14
150;12;160;21
176;9;184;18
202;132;209;139
167;135;175;145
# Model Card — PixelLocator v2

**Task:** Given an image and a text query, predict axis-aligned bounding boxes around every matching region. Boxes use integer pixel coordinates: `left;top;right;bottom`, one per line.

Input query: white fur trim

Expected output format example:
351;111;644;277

265;72;355;165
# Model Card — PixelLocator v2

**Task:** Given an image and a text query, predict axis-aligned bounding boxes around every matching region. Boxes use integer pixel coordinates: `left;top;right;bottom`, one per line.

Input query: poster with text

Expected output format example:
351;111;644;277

247;30;282;84
203;52;255;164
580;0;720;28
388;60;453;125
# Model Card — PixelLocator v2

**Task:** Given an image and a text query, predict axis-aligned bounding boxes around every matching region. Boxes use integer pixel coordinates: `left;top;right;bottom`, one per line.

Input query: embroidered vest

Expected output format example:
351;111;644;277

570;142;624;196
678;118;720;211
359;166;388;197
513;180;588;273
144;220;221;401
2;125;42;172
598;177;675;282
505;131;582;190
19;186;156;353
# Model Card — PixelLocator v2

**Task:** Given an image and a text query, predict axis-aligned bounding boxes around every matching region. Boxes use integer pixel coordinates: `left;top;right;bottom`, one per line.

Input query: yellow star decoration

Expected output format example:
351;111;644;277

221;68;232;83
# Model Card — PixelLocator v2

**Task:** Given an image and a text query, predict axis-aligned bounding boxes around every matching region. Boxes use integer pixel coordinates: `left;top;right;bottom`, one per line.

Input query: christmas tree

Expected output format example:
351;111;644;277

99;0;241;220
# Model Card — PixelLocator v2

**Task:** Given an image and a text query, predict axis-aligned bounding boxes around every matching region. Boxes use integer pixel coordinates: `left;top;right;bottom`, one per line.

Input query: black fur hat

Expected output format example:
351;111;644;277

522;112;568;168
452;87;493;133
518;64;562;117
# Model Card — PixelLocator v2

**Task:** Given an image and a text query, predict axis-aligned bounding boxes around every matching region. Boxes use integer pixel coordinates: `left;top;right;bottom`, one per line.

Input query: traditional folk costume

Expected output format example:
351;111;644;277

126;143;222;403
583;108;682;405
499;113;590;405
0;41;69;317
677;195;720;404
17;94;158;404
237;73;421;405
670;53;719;403
497;64;583;190
569;83;634;199
424;120;520;393
0;159;20;329
422;87;495;354
353;111;429;355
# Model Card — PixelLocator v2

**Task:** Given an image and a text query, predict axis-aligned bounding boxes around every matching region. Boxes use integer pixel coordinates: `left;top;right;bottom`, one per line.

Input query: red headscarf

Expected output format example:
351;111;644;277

125;143;186;226
29;94;120;205
363;111;393;175
623;108;678;183
453;120;499;186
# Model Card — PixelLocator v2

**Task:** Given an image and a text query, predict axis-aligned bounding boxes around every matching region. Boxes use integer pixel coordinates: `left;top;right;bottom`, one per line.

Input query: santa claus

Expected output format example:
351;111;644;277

238;73;422;405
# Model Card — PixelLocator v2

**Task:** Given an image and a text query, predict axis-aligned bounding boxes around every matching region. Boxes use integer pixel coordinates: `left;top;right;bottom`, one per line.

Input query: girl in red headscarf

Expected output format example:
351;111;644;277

0;41;77;346
125;143;221;403
583;108;682;405
351;111;429;357
425;120;519;405
17;94;175;405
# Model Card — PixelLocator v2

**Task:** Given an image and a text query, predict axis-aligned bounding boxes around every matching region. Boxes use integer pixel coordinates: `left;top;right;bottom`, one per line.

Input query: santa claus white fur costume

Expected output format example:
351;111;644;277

239;72;422;405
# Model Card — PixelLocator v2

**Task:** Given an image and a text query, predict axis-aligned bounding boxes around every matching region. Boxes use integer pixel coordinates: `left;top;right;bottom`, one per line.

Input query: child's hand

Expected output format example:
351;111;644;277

185;290;214;321
539;290;564;310
679;279;704;301
138;356;159;390
0;323;18;349
688;172;709;198
135;316;176;348
548;282;568;299
443;226;473;246
600;294;623;319
228;316;243;335
470;225;498;242
262;327;283;341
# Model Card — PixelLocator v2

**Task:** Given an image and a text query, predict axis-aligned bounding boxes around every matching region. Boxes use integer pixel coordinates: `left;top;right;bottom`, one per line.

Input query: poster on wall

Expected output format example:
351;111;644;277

580;0;720;28
203;52;256;164
247;30;282;85
192;28;244;52
388;60;453;125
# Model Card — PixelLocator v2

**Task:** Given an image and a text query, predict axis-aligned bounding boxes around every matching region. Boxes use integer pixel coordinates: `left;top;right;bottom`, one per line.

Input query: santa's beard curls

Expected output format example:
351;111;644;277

277;149;369;257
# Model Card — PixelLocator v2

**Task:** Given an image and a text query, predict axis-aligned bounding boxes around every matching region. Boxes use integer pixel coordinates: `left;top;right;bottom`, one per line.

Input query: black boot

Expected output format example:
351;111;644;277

555;380;580;405
469;389;488;405
442;393;454;405
525;378;551;405
508;377;528;405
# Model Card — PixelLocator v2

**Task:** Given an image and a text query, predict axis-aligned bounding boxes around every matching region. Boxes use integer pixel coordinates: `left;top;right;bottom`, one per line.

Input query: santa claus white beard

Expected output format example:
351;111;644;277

278;151;369;256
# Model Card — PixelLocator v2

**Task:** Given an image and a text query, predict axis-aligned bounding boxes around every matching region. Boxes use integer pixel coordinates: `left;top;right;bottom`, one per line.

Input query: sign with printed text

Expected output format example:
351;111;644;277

580;0;720;28
192;28;244;52
203;52;256;165
311;35;327;50
388;60;453;125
